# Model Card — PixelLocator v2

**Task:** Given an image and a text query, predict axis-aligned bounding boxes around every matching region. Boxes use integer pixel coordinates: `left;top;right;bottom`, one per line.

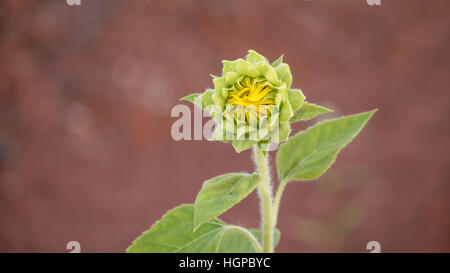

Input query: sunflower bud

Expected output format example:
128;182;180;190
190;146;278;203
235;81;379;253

182;50;307;153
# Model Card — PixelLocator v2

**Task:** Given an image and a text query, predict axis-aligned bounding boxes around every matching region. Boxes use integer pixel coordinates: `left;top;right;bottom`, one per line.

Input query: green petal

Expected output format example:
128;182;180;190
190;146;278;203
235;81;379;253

279;122;291;142
232;139;256;153
275;63;292;88
213;76;226;99
255;61;270;74
236;59;260;78
221;89;229;100
246;50;266;65
225;71;239;85
273;122;291;143
287;89;305;112
275;93;282;106
192;89;215;109
212;93;224;109
265;68;279;85
222;60;238;75
277;84;289;100
181;91;217;110
210;125;230;143
280;100;294;123
180;93;202;107
271;54;284;68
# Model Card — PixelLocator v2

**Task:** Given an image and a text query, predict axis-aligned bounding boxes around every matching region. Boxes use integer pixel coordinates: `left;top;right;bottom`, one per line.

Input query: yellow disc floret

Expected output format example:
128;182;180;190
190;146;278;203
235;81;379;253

226;77;276;122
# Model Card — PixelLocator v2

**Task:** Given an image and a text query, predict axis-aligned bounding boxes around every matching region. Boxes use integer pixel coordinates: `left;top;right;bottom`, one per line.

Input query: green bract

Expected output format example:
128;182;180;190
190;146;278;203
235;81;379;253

182;50;328;153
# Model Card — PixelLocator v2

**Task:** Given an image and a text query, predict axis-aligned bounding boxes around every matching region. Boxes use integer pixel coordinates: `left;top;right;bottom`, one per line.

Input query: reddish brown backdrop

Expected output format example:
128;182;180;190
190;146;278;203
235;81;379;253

0;0;449;252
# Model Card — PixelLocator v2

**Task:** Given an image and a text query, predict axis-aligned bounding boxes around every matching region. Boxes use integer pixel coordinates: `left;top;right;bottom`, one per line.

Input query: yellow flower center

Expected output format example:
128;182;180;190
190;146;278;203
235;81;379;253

226;77;276;122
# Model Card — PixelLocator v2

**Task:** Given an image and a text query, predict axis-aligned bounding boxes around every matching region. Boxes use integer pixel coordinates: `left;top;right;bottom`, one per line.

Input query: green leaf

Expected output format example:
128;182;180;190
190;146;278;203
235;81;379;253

290;102;333;122
127;204;271;253
127;204;226;253
194;173;261;230
277;110;376;183
218;228;281;253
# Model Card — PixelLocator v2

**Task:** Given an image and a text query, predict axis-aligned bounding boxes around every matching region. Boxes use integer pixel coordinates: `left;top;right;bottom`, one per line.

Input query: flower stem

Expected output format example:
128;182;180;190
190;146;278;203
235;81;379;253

253;144;274;253
272;181;287;225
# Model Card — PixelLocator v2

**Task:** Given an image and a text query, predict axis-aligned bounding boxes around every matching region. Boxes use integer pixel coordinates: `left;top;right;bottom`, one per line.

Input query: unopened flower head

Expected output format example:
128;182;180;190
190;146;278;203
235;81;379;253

182;50;306;153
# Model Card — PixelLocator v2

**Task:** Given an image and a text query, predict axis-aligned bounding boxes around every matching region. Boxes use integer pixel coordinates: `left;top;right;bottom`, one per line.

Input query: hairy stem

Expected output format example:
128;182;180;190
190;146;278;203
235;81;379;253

223;225;262;253
272;181;287;225
253;144;274;253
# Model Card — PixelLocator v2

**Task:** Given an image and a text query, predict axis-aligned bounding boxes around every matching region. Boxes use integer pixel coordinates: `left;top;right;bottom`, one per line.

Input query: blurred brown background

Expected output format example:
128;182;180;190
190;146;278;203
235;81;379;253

0;0;449;252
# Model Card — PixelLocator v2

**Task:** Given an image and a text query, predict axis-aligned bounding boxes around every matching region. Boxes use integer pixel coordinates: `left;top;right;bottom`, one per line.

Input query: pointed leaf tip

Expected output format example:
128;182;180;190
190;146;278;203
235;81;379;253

277;109;376;183
194;173;261;230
